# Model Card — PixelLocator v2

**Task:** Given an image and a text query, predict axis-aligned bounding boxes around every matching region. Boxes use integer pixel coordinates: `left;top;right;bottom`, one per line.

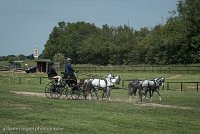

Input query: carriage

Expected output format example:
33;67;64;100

44;73;121;100
44;72;85;99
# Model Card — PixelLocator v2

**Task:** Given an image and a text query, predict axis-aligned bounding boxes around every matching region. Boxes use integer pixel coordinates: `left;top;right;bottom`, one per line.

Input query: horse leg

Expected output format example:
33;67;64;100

82;84;87;100
138;89;143;101
95;89;100;100
129;87;138;101
107;87;111;101
134;88;138;99
85;90;92;101
128;87;134;102
83;87;88;100
86;81;95;101
141;87;148;101
102;89;105;100
156;89;162;101
145;90;151;100
88;92;92;101
129;95;132;102
102;87;110;101
142;89;146;100
150;90;153;102
84;91;87;100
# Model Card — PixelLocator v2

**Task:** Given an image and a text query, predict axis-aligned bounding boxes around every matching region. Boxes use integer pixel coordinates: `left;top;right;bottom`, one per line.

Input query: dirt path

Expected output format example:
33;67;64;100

134;103;193;110
11;91;194;110
11;91;46;97
112;98;193;110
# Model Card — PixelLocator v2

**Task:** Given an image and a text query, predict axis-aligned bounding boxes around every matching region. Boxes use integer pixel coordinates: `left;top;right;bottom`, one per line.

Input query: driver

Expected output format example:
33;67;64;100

64;58;77;85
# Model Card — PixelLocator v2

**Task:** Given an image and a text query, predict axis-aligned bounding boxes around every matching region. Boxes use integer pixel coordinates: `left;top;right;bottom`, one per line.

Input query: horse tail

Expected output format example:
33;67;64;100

82;80;93;99
86;80;94;92
128;81;133;95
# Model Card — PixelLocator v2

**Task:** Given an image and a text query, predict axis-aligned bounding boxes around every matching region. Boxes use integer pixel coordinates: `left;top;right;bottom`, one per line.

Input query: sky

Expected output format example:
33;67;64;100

0;0;179;56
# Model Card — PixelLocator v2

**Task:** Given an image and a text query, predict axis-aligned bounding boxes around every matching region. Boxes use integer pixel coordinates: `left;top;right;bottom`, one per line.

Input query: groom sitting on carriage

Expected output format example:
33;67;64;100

47;62;62;85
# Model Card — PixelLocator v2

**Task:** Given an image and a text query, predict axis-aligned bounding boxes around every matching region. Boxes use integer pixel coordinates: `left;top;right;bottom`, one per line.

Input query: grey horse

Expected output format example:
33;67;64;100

128;80;143;101
141;77;165;101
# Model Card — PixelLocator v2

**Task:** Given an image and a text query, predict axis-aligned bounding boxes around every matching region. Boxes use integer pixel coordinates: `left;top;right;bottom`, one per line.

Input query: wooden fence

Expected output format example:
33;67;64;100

73;65;200;73
0;77;48;85
166;82;199;91
1;65;200;73
1;76;200;92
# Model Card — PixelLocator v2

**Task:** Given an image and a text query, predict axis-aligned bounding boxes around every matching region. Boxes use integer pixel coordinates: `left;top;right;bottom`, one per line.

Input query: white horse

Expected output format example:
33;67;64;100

84;74;121;101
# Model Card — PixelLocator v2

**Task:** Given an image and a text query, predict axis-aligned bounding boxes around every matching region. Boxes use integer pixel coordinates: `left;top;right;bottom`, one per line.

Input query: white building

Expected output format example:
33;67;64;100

34;45;39;59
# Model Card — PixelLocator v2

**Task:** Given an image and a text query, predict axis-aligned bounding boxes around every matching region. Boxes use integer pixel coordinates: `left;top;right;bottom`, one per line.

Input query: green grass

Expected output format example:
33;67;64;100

0;71;200;133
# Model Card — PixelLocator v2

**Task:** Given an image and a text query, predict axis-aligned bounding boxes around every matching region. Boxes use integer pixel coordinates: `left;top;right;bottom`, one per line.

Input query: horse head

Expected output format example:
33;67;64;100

105;74;121;85
106;73;114;78
154;77;165;86
114;75;121;84
110;75;121;85
158;77;165;86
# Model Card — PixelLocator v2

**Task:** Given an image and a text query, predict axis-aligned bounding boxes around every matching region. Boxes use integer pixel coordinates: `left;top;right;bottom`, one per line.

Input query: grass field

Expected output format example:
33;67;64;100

0;71;200;134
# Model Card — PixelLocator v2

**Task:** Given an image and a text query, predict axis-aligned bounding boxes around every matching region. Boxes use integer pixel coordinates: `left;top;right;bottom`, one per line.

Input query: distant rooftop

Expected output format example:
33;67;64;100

34;59;51;62
13;61;23;63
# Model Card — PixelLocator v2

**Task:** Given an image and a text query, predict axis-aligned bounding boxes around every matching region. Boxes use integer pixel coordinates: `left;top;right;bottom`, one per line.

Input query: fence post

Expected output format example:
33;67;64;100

19;77;21;84
122;80;124;88
167;82;169;90
40;77;42;84
181;82;183;91
168;67;171;73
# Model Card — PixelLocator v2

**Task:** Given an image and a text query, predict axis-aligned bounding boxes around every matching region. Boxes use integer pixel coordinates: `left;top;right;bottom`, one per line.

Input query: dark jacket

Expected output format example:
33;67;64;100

65;63;75;74
47;66;58;78
64;63;77;82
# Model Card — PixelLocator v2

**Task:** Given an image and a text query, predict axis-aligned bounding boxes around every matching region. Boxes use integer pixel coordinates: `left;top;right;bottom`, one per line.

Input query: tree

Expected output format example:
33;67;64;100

53;53;65;63
177;0;200;63
42;1;199;65
18;54;26;60
26;54;34;60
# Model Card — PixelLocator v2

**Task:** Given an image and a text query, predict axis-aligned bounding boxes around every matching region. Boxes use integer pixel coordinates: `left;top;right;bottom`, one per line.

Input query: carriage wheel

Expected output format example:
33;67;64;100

60;86;69;99
45;82;53;98
50;86;62;99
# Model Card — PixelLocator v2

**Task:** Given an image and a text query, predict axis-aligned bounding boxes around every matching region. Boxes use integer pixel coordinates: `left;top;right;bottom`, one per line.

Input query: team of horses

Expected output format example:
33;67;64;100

128;77;165;101
81;73;165;102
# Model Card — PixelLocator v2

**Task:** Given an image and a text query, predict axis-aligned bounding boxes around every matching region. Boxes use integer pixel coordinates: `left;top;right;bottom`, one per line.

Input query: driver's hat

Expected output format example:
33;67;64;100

66;58;72;61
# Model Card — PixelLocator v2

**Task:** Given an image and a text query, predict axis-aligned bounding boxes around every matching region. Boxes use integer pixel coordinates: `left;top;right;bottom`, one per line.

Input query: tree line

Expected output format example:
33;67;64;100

0;54;35;62
42;0;200;65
